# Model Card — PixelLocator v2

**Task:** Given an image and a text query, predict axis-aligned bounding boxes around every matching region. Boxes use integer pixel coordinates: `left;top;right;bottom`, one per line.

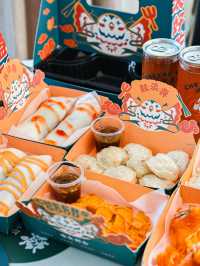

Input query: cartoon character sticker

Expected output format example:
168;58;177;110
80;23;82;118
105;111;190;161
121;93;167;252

61;2;158;57
0;59;45;119
119;80;193;133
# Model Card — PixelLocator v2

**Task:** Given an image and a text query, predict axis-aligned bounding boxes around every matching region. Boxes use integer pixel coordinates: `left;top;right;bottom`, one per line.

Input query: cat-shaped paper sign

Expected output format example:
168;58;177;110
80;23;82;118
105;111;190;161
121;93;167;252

0;59;46;120
118;80;199;136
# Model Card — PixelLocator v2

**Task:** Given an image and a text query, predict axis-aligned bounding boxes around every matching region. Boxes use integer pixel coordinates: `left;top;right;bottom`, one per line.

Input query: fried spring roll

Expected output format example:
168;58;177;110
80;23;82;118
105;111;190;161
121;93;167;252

44;92;101;147
16;97;75;141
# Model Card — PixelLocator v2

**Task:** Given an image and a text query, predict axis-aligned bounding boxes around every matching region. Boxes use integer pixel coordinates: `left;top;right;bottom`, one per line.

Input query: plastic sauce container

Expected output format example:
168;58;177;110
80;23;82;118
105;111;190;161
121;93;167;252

91;116;125;151
47;161;84;203
142;38;181;87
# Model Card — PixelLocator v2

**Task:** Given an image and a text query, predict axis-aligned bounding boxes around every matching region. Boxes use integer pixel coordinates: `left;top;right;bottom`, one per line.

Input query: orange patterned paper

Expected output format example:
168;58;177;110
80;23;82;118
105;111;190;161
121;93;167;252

64;39;77;48
60;24;74;33
43;8;50;16
47;17;56;31
38;33;48;45
38;38;56;60
46;0;55;4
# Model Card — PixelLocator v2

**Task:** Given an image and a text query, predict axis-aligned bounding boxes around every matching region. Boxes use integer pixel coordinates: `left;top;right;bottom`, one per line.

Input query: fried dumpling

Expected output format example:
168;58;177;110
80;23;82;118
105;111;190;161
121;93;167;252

124;144;152;161
146;154;179;181
75;154;103;174
104;166;137;183
126;157;151;178
97;146;128;169
167;150;189;176
139;174;174;189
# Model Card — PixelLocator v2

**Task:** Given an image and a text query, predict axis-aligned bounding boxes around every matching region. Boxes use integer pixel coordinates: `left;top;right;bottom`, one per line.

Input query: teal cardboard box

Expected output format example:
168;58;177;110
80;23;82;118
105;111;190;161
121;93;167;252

33;0;185;97
34;0;185;65
19;177;168;265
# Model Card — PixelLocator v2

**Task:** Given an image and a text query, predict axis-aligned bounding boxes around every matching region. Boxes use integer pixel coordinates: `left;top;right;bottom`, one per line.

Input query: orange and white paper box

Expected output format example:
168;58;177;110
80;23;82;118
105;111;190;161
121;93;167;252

0;134;66;234
67;80;196;189
6;83;108;149
18;172;168;265
142;139;200;265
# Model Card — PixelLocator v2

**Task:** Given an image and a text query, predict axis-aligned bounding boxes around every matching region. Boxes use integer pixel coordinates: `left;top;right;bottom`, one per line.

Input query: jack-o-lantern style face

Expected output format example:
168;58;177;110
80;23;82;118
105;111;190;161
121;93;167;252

73;2;158;57
120;80;182;133
98;14;126;38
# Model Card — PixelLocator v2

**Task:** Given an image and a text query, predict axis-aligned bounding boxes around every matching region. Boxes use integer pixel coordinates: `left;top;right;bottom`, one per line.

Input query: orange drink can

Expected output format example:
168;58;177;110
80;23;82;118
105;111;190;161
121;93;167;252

177;46;200;140
142;38;181;87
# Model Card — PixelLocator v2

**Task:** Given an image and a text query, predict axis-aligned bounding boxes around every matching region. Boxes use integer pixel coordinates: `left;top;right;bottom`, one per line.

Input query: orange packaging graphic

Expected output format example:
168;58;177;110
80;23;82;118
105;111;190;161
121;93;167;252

177;47;200;142
0;59;48;132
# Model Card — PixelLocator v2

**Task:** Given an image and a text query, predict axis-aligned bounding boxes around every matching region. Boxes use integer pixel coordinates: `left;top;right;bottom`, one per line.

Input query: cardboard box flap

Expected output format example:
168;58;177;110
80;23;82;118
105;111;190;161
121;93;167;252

34;0;185;66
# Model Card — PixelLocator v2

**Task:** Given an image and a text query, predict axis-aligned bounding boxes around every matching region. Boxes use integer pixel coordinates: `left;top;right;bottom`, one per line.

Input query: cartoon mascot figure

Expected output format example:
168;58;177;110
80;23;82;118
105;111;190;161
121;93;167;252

70;2;158;56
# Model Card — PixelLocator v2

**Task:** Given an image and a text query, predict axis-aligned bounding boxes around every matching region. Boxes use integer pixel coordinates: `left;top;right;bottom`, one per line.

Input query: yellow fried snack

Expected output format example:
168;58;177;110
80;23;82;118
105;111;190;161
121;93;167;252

71;194;151;250
156;206;200;266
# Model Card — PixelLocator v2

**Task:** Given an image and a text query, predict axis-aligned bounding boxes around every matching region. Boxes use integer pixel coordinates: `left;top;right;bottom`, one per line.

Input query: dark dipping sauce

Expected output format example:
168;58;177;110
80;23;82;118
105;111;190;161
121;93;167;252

94;126;121;151
51;167;81;203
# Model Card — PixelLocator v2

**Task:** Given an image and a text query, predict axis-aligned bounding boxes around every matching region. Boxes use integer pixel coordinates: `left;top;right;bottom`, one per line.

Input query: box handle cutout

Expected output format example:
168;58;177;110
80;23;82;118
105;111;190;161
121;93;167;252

86;0;139;15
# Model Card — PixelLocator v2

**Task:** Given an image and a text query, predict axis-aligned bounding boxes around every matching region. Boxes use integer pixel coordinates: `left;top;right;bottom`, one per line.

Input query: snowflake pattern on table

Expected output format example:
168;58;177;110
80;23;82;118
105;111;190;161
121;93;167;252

19;233;49;254
11;224;23;236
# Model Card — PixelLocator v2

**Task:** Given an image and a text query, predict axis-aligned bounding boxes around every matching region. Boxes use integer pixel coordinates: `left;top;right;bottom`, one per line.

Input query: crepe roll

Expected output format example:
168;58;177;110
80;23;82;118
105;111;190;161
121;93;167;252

0;191;18;215
0;155;52;215
0;148;26;180
44;92;101;147
16;97;75;141
8;155;52;190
